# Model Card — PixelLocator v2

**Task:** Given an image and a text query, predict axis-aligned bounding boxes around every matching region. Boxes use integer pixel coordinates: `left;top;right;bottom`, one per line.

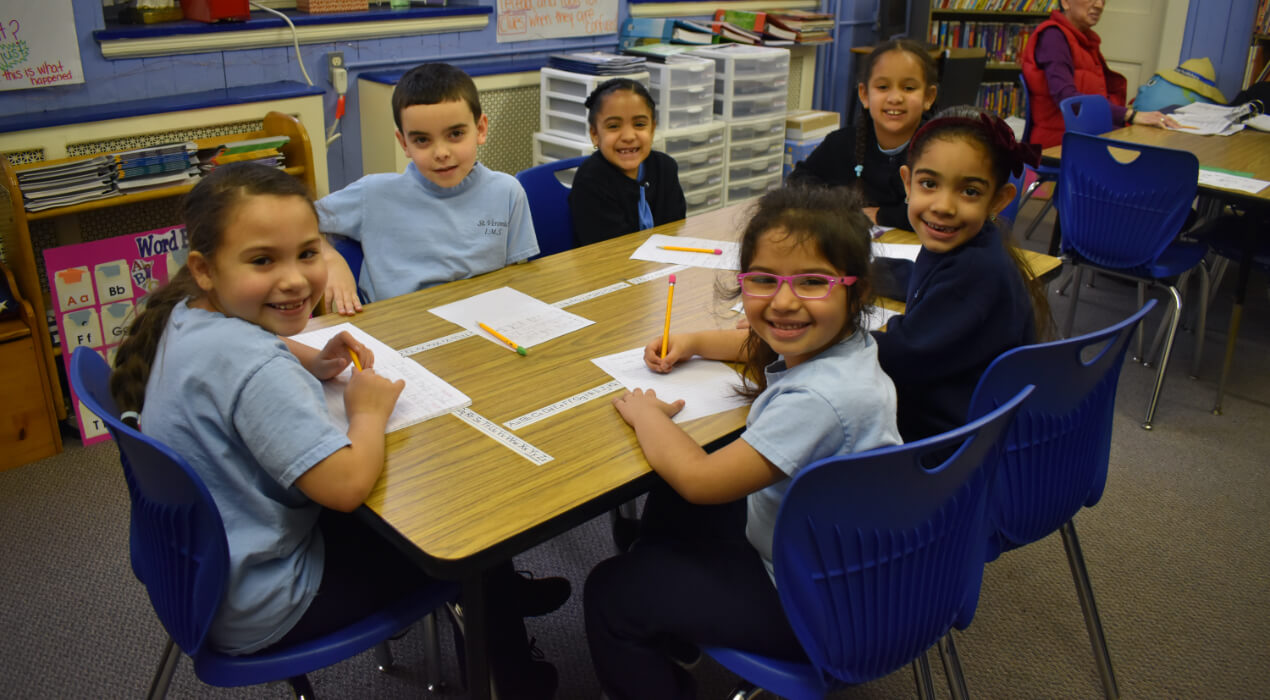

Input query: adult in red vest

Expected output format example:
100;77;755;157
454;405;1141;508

1021;0;1179;148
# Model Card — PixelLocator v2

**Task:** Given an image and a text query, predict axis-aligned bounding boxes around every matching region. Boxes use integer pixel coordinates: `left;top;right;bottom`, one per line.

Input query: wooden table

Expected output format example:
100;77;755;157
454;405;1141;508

1043;125;1270;414
304;203;1060;696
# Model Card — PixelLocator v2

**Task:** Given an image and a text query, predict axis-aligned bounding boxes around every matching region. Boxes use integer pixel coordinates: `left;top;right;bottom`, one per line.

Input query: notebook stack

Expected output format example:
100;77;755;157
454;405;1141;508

198;135;290;173
547;51;646;76
18;157;119;212
113;142;200;193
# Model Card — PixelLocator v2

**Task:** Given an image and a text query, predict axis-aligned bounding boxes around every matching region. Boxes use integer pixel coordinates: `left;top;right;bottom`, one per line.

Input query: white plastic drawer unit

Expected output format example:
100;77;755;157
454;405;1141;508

688;44;790;81
678;164;724;193
542;91;589;121
540;67;650;100
726;171;783;205
673;145;725;176
720;72;789;96
727;133;784;162
726;152;783;182
715;90;787;120
533;131;665;162
726;114;785;144
659;104;713;130
543;110;591;141
685;184;724;216
661;121;725;155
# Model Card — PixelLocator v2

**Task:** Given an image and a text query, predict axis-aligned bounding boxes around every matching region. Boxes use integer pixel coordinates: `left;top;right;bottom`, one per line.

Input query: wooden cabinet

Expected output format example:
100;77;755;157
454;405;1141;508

0;262;60;469
0;111;315;445
919;2;1061;117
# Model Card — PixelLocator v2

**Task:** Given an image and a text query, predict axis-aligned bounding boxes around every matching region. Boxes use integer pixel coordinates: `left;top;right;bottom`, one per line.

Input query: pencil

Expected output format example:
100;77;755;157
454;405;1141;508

659;245;723;255
479;321;528;356
660;275;676;359
349;349;363;371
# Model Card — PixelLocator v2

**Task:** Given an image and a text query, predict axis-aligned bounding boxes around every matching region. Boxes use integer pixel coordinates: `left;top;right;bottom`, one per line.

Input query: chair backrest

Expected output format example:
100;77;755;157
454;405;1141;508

936;47;988;111
771;386;1033;685
515;156;587;258
69;347;229;658
999;167;1026;224
968;301;1155;559
330;236;364;287
1059;94;1114;135
1056;132;1198;269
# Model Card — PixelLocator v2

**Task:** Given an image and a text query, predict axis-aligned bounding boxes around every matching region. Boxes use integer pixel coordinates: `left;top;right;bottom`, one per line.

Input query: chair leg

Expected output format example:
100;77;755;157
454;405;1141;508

937;633;970;700
1142;284;1184;430
288;675;316;700
722;683;764;700
146;637;180;700
1213;301;1243;416
1060;520;1119;700
1133;282;1147;363
423;611;447;692
1020;192;1054;241
1062;265;1084;338
912;650;937;700
1190;264;1210;379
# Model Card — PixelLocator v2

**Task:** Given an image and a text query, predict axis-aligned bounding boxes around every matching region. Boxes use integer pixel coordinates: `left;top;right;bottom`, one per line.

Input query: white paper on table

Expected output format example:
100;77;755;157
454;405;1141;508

864;305;900;331
873;241;922;262
1198;169;1270;195
869;224;895;239
291;322;471;434
429;287;594;351
631;233;741;271
592;347;749;423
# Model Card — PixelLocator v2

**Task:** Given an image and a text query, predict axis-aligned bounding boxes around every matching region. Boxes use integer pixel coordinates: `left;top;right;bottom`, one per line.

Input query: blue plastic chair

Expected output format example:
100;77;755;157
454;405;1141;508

69;347;458;698
969;300;1156;700
1056;132;1210;430
701;386;1035;700
1020;94;1114;245
515;156;587;258
329;235;370;305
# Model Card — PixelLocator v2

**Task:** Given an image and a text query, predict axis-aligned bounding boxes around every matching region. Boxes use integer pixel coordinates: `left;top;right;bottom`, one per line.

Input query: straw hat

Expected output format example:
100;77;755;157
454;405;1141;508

1157;58;1226;104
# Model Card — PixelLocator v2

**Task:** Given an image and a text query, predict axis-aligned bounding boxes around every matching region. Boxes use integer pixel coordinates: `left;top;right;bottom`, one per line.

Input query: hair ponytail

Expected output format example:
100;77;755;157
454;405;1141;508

110;267;201;414
109;162;315;414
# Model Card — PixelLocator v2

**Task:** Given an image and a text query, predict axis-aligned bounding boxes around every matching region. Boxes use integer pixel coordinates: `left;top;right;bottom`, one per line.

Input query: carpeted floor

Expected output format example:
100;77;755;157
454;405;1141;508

2;200;1268;699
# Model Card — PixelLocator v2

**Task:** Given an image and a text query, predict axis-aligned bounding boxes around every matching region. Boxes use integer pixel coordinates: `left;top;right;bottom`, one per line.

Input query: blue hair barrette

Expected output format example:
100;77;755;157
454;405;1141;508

854;165;863;177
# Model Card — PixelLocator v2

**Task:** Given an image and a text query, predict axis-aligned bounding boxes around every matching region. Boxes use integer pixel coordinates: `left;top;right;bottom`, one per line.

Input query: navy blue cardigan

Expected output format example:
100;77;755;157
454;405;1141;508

872;221;1036;442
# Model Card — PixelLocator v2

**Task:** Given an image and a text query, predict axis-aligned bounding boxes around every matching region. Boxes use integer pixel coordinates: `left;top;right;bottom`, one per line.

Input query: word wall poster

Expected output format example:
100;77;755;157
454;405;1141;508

43;225;189;444
0;1;86;92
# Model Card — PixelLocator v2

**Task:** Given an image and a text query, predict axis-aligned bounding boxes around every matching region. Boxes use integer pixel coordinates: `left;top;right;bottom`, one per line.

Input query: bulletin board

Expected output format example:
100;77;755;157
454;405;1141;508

0;1;85;92
496;0;618;43
43;225;189;444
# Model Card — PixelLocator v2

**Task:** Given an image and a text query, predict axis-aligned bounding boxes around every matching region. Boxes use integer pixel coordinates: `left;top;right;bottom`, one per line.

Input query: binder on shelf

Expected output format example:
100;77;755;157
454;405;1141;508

620;17;715;45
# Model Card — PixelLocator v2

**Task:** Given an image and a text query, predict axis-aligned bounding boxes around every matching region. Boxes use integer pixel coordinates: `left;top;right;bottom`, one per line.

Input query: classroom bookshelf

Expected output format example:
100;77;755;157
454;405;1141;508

0;111;316;434
1247;0;1270;89
923;1;1061;118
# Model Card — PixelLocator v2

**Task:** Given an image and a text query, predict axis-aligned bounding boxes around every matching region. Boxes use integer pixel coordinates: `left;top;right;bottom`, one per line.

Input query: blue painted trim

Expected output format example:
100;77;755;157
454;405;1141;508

361;58;551;86
93;4;491;41
0;81;323;134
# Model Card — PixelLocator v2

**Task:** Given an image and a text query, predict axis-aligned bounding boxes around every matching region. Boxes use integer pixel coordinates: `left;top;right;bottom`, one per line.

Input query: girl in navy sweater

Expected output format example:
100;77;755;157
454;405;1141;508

569;78;686;246
875;106;1052;442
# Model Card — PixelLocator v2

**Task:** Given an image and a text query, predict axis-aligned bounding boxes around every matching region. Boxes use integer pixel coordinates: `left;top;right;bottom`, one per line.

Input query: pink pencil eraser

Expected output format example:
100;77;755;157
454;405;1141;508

669;274;676;284
713;248;723;255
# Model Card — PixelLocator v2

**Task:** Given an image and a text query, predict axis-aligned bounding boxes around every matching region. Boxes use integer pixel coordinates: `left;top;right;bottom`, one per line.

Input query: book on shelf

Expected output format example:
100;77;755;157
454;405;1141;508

714;9;767;33
619;17;715;46
766;9;833;31
710;20;764;45
547;51;647;75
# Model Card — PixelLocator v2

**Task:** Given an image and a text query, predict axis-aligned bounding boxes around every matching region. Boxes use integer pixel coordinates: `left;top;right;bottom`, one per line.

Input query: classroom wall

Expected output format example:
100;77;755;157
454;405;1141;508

0;1;877;193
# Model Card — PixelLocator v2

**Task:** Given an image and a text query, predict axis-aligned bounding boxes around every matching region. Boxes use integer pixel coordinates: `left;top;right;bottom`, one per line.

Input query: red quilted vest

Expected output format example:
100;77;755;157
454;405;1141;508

1021;11;1127;148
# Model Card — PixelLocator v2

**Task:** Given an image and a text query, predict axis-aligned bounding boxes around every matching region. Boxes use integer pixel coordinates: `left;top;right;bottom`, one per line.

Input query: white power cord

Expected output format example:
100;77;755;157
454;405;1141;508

248;0;314;87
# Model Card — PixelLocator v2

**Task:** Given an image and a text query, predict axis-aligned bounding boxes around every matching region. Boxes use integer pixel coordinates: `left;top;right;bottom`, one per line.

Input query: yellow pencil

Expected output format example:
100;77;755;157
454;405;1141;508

479;321;528;356
349;349;363;371
660;275;676;359
659;245;723;255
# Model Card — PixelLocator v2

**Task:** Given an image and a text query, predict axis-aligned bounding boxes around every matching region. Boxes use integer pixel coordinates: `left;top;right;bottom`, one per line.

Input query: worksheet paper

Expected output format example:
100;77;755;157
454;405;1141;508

631;234;741;270
429;287;594;351
591;347;750;423
873;241;922;262
292;322;471;434
1198;169;1269;195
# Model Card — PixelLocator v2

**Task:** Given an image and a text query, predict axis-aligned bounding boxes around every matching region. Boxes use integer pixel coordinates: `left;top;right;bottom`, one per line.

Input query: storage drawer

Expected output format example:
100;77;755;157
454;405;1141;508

725;171;782;205
685;184;724;216
679;165;724;193
662;121;725;154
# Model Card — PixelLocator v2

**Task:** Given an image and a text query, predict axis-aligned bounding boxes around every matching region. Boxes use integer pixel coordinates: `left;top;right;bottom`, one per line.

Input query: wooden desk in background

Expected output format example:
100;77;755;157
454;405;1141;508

303;203;1061;697
1042;125;1270;413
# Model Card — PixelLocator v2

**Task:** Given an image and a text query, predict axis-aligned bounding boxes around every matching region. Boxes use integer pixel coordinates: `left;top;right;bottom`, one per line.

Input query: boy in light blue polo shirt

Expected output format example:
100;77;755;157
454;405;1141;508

318;62;538;311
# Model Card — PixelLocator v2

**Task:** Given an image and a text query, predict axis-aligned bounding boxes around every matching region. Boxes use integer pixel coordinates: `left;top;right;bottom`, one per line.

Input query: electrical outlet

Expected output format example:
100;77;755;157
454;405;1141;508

326;52;345;86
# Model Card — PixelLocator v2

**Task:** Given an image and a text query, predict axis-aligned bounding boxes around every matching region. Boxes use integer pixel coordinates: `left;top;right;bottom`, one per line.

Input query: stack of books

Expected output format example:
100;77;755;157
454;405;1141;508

547;51;647;76
714;10;833;45
114;142;200;193
619;18;716;49
18;157;119;213
198;135;290;174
